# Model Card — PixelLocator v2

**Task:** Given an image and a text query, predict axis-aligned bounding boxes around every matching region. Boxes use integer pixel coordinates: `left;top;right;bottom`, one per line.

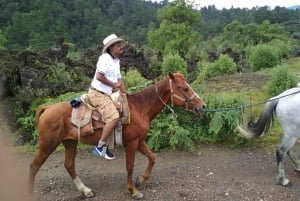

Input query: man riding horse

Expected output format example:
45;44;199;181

88;34;126;160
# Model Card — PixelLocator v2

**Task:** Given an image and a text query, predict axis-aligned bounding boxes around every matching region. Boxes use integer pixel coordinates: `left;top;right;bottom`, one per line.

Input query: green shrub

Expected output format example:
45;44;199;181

148;108;198;151
265;65;297;96
148;56;162;78
197;54;236;80
209;54;236;77
198;93;247;145
162;54;187;77
267;39;291;59
195;61;210;83
247;44;279;71
122;69;150;93
147;91;247;150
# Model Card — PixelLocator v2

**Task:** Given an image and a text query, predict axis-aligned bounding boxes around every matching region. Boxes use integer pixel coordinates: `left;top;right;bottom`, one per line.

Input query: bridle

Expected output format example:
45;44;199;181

155;78;202;115
169;79;201;111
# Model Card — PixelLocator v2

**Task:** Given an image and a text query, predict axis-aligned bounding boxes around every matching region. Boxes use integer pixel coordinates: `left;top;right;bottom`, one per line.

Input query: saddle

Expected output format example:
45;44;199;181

70;91;130;146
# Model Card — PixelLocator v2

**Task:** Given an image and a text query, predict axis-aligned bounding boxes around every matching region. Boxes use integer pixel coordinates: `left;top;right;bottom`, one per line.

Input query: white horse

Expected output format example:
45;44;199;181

237;86;300;187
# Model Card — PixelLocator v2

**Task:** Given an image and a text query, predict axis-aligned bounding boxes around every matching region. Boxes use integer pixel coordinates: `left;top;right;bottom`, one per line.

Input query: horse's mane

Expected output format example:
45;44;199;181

128;79;167;106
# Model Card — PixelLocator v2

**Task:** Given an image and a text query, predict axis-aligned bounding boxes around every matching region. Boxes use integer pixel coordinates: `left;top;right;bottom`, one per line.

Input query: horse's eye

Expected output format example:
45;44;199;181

183;87;189;92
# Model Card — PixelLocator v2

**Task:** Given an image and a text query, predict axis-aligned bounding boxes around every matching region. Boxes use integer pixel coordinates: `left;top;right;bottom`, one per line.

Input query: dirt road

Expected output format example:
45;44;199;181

26;144;300;201
1;102;300;201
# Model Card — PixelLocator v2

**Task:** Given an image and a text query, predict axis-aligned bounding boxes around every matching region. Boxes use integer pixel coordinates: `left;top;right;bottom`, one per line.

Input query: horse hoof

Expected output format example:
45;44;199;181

132;192;144;200
84;190;95;198
294;168;300;173
135;176;142;187
283;182;293;188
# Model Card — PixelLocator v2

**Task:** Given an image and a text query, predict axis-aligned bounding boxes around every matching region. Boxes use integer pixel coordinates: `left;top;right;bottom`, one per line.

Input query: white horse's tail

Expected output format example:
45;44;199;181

237;99;279;140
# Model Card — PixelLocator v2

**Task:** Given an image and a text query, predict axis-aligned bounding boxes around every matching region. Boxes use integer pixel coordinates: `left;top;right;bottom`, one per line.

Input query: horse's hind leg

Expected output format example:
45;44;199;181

276;136;297;187
136;140;156;187
62;140;94;198
29;142;59;193
287;150;300;172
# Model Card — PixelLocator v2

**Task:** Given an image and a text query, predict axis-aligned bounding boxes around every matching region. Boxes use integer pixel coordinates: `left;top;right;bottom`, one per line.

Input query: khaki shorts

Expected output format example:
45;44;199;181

88;90;119;123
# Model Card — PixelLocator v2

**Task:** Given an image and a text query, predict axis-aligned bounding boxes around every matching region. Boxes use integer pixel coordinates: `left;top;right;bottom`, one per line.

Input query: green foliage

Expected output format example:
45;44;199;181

13;87;50;119
197;54;236;79
195;61;209;83
147;91;247;150
265;65;297;96
157;0;201;26
0;30;7;49
2;0;161;49
198;93;246;145
148;109;195;151
46;63;79;93
247;44;279;71
148;56;162;77
66;43;80;59
257;20;289;43
209;54;237;77
221;20;249;50
121;69;150;93
147;0;201;54
266;39;291;59
161;54;187;77
217;20;290;54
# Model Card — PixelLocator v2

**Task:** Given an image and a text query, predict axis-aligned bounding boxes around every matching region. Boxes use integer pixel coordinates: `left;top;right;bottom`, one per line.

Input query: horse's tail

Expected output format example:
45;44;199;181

237;99;279;140
35;105;47;125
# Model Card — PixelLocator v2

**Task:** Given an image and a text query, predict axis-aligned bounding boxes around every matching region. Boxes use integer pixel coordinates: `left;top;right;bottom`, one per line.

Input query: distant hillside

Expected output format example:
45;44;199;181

288;5;300;10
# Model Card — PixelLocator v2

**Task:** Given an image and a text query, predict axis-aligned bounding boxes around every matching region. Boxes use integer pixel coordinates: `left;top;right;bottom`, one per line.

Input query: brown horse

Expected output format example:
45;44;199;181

29;72;206;199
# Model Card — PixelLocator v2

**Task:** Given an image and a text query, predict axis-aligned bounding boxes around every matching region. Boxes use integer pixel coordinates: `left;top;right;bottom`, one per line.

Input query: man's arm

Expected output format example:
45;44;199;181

96;72;126;93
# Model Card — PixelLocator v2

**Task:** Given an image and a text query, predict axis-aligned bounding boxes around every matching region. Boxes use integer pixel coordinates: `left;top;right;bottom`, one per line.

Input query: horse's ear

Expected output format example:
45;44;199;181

168;72;175;80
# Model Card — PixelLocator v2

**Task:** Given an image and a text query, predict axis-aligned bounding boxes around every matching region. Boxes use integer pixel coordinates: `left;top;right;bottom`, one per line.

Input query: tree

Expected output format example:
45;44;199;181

147;0;202;54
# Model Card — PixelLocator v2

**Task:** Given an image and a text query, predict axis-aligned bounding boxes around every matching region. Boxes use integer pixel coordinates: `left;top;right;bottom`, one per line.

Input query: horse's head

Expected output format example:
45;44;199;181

168;72;206;115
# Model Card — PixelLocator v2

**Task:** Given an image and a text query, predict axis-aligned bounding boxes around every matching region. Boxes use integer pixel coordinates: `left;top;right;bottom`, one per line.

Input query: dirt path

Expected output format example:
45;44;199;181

1;102;300;201
26;145;300;201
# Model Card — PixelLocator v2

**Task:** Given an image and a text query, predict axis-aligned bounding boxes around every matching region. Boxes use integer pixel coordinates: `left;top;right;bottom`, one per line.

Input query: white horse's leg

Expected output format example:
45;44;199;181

276;136;297;187
276;156;290;186
287;150;300;172
73;176;94;197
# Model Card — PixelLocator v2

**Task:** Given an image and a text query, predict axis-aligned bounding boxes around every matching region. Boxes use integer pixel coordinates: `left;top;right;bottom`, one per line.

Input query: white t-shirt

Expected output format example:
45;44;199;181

91;53;121;95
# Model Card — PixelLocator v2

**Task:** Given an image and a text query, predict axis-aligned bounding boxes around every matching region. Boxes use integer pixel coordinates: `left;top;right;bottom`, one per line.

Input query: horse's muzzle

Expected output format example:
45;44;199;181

194;104;206;115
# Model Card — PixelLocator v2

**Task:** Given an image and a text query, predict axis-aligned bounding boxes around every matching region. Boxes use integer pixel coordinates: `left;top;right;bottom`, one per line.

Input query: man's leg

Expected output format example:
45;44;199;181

98;118;119;146
93;118;118;160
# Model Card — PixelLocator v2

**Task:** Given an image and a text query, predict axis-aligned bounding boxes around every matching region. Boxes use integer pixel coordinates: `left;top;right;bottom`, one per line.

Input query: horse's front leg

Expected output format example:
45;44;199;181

135;140;156;187
62;140;94;198
125;140;144;199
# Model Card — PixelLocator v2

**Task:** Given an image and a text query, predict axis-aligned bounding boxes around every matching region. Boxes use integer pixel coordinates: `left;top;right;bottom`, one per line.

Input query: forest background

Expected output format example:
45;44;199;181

0;0;300;151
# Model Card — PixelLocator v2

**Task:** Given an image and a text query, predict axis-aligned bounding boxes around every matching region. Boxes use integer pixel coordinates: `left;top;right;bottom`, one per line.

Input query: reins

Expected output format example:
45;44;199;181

155;82;177;119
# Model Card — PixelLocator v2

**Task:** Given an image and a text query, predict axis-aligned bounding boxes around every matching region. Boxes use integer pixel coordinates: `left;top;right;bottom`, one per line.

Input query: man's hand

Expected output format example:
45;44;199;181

115;80;126;93
113;81;122;88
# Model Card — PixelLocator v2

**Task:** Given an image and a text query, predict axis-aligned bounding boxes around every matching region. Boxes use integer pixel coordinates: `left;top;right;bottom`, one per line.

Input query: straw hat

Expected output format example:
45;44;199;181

102;34;124;54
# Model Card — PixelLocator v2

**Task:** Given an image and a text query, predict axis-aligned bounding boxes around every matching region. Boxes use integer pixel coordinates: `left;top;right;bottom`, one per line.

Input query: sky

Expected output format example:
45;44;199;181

194;0;300;9
153;0;300;9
